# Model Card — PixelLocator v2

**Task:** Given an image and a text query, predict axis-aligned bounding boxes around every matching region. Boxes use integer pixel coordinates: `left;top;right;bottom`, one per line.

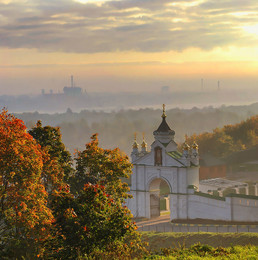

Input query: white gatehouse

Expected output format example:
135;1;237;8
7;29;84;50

126;105;258;222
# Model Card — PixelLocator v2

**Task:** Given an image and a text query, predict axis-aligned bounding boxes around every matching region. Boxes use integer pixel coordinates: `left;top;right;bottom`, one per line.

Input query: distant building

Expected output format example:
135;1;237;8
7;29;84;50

63;86;82;96
63;75;82;96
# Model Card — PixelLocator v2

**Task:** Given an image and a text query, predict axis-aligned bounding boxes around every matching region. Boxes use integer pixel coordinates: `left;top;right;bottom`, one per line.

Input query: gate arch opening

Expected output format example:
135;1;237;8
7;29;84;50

149;178;171;218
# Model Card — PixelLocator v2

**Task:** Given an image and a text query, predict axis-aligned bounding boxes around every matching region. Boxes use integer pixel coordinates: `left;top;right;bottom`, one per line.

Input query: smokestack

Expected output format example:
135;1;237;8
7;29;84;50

71;75;74;88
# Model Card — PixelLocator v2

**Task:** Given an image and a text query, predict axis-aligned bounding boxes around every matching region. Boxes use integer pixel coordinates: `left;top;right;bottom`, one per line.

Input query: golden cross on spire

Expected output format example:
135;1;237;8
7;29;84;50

141;132;147;148
132;132;139;149
162;104;166;118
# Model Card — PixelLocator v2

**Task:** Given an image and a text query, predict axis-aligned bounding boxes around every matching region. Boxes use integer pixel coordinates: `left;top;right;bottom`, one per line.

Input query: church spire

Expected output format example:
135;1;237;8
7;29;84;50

183;135;190;158
153;104;175;143
131;132;139;162
132;132;139;149
141;132;147;153
154;104;174;133
162;104;166;119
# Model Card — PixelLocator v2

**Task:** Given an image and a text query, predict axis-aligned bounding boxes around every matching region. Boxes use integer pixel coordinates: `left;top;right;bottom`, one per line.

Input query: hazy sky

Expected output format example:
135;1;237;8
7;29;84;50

0;0;258;95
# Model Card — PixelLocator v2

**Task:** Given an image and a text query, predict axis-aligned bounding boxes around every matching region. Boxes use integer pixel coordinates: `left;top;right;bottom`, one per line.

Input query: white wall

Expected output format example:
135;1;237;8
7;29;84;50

170;194;258;222
187;167;199;190
231;197;258;222
187;195;231;221
128;190;258;222
126;190;151;218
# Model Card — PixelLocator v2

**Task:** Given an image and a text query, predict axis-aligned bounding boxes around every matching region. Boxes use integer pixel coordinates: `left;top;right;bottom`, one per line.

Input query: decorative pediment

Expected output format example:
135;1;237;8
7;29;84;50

133;152;153;165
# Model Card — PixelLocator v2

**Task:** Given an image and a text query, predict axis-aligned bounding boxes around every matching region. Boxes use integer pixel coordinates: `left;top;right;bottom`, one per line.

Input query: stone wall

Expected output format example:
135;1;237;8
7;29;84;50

187;194;231;221
230;196;258;222
184;193;258;222
127;190;258;222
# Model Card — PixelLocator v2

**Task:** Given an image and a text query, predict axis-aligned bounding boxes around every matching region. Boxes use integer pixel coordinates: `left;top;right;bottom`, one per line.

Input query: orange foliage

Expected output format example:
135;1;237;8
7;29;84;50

186;115;258;157
0;109;54;256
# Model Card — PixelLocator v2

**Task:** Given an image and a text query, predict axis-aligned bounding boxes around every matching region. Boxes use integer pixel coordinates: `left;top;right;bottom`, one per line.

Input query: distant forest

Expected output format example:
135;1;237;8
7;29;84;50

15;102;258;157
185;115;258;158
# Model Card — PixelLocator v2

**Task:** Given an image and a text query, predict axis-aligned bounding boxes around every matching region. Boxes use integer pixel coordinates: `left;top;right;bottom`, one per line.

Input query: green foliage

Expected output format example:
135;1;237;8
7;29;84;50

0;114;147;259
72;134;132;201
145;244;258;259
141;232;258;251
44;134;146;259
29;120;73;183
48;183;146;259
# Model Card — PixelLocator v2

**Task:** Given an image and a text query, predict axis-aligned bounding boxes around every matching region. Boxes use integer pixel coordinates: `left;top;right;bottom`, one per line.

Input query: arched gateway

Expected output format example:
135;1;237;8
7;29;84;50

149;178;171;218
126;105;200;220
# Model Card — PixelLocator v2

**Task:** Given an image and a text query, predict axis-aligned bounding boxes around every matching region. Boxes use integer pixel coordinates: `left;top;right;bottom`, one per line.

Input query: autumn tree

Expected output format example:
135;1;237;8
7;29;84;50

185;115;258;158
45;134;146;259
29;120;73;190
0;110;53;259
49;183;146;259
72;134;132;201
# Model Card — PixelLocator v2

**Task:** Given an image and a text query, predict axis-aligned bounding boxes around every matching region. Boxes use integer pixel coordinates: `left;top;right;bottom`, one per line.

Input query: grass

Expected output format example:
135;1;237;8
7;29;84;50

141;232;258;251
144;244;258;259
141;232;258;259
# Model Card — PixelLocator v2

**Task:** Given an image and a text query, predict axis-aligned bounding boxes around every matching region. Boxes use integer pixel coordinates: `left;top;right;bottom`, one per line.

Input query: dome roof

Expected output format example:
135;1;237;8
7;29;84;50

153;104;175;137
156;117;172;132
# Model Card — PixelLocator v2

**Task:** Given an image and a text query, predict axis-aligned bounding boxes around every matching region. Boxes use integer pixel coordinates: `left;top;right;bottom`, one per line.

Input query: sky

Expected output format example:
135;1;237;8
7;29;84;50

0;0;258;95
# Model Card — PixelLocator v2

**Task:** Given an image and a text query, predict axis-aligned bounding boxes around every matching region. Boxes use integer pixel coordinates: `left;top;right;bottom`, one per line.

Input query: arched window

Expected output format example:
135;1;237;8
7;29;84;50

155;146;162;166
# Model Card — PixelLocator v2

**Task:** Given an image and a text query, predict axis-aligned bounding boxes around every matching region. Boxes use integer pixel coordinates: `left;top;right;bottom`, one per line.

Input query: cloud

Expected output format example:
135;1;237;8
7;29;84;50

0;0;257;53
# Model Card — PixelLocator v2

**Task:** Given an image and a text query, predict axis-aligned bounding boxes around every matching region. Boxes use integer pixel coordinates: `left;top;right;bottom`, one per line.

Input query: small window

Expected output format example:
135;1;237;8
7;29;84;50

155;146;162;166
247;200;249;206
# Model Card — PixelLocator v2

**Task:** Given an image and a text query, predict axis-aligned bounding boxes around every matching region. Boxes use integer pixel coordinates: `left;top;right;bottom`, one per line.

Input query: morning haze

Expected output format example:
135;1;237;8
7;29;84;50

0;0;258;96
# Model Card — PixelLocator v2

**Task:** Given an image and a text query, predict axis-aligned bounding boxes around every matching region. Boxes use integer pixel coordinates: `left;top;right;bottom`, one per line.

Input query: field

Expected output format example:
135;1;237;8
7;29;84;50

141;232;258;259
141;232;258;250
144;244;258;259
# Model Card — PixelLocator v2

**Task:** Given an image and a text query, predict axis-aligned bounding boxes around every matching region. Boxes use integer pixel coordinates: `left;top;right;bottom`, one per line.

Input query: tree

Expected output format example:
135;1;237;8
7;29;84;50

73;134;132;201
0;110;53;259
49;183;145;259
29;120;73;188
185;115;258;158
48;134;147;259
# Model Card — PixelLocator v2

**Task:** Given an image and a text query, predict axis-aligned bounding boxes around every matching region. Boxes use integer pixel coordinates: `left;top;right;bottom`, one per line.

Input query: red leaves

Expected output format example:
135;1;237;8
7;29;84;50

0;109;54;251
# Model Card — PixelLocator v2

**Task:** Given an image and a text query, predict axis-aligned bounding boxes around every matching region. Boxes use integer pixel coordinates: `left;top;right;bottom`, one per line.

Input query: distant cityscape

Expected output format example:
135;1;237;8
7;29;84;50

0;76;257;113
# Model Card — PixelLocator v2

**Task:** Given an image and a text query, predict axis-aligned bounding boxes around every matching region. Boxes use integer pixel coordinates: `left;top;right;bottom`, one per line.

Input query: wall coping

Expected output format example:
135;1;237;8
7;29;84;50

226;193;258;200
194;191;226;201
